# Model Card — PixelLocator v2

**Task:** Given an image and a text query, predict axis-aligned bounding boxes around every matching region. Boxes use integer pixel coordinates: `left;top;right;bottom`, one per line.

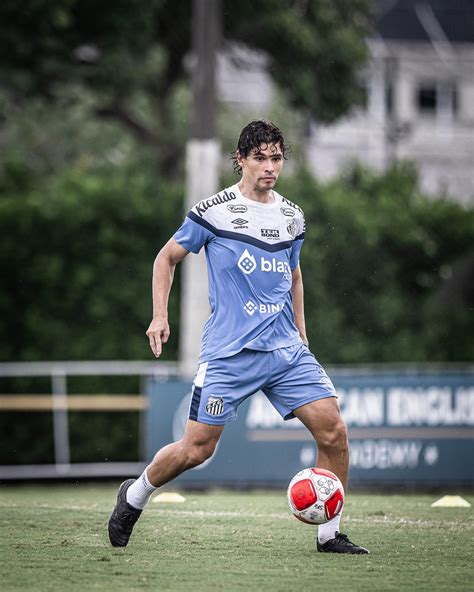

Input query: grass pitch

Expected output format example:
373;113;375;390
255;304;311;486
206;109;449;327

0;485;472;591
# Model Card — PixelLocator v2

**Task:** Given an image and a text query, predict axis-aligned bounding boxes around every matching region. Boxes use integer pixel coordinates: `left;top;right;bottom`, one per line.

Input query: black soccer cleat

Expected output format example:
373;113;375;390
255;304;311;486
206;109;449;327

317;532;369;554
108;479;142;547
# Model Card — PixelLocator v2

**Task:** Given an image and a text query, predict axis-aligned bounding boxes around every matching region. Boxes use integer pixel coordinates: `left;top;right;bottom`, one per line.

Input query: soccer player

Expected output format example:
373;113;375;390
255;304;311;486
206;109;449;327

108;120;368;554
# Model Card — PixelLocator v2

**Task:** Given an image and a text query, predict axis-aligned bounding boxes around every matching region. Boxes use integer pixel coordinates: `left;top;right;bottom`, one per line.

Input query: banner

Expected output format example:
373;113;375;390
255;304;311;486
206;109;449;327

145;370;474;486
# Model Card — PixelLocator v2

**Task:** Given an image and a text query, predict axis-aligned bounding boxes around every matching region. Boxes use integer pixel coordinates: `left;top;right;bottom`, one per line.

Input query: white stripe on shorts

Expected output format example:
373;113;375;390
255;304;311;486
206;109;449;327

194;362;209;388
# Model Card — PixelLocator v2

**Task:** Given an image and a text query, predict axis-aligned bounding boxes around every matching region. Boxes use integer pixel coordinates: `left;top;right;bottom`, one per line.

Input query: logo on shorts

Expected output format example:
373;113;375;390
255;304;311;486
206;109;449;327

238;249;257;274
206;396;224;416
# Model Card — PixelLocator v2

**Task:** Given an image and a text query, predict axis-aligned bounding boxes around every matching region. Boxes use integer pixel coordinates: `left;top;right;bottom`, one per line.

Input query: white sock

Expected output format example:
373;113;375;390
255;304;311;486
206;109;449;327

126;469;157;509
318;512;342;544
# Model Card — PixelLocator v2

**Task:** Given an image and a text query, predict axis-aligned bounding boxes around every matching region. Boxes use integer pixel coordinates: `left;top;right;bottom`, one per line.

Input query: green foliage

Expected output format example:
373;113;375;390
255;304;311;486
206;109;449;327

0;0;161;96
2;155;473;464
1;158;472;367
224;0;372;121
0;158;183;362
0;0;372;137
278;164;474;363
1;139;472;466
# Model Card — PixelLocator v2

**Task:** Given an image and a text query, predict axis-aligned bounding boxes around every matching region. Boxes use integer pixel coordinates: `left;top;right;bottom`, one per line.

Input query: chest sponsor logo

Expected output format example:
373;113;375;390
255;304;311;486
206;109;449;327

237;249;257;274
280;207;295;217
244;299;284;316
227;204;248;213
261;228;280;240
238;250;291;276
196;190;236;217
232;218;248;229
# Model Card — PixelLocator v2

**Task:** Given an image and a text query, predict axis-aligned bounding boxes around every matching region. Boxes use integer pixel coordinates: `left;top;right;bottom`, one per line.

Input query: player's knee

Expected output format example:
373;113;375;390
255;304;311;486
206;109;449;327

184;441;216;468
317;419;348;452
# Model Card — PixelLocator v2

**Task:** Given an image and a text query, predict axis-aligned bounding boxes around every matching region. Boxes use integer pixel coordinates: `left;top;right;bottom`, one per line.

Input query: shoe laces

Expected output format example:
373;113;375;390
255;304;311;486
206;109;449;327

118;508;139;531
335;532;354;546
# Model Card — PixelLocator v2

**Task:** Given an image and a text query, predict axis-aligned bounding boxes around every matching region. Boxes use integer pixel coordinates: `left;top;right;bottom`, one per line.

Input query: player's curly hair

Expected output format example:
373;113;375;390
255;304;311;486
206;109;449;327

231;120;288;175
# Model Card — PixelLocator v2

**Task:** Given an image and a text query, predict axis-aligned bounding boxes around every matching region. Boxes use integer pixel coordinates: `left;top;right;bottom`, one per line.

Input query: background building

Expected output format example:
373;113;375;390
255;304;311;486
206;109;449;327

308;0;474;204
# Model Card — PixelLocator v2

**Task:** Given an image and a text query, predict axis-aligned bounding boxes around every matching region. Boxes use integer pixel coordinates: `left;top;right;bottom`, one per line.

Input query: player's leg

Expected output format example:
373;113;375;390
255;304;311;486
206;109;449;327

293;397;348;490
264;344;368;554
143;419;224;488
293;396;368;554
108;420;224;547
109;351;263;547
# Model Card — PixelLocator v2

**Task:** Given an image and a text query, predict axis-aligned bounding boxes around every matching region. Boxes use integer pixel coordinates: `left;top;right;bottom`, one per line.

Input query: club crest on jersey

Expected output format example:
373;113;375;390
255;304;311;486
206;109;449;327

238;249;257;274
287;219;298;238
227;204;248;214
206;396;224;416
195;190;236;217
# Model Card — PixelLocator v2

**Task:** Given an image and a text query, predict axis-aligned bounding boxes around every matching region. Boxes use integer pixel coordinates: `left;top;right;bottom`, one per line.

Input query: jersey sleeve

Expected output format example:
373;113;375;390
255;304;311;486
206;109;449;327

173;213;214;254
289;210;305;270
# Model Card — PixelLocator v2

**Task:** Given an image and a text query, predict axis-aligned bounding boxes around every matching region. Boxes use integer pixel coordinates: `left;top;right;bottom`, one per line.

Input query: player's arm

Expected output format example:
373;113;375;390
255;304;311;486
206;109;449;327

146;238;189;358
291;264;309;346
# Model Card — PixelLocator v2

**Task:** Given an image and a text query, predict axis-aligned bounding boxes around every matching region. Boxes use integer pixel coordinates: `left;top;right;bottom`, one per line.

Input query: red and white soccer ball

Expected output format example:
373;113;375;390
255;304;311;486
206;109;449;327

287;468;344;525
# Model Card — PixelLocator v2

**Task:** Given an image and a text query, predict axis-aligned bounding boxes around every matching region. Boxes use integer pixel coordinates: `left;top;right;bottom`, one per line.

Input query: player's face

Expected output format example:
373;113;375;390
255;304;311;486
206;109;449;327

238;143;283;193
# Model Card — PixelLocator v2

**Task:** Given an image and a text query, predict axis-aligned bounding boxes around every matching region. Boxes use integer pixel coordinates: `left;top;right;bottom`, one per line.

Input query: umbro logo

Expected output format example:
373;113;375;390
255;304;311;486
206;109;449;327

232;218;248;228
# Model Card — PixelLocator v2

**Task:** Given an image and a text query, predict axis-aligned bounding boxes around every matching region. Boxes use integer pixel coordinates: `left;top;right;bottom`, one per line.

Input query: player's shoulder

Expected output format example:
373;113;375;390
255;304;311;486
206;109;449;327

277;192;305;220
190;185;243;226
275;192;305;235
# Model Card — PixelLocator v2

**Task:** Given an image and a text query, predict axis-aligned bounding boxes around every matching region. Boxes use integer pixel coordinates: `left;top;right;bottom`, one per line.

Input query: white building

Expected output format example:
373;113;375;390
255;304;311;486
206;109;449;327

308;0;474;204
218;1;474;204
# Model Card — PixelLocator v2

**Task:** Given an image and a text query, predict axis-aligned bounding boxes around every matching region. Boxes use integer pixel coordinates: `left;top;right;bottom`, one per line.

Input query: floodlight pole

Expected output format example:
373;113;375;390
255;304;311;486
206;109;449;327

180;0;221;377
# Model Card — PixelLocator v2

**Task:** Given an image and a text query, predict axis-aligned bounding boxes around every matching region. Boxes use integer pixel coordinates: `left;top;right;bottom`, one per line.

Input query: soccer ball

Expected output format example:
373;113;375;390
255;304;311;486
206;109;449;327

287;468;344;525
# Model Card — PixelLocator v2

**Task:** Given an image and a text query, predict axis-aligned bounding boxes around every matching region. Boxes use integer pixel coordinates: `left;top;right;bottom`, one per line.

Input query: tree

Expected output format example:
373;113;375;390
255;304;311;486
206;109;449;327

0;0;373;162
277;164;474;363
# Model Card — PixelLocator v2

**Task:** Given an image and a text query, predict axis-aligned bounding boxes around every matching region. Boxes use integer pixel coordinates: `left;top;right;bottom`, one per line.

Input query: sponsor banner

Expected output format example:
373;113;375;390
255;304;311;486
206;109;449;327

145;370;474;486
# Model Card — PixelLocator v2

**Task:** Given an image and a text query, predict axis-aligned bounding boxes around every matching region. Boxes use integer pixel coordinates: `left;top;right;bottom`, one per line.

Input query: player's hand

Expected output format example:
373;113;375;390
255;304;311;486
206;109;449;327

146;316;170;358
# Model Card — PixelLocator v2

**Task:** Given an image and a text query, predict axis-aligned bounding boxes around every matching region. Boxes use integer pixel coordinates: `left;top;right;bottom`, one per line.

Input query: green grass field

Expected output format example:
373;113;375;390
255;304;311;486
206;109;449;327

0;485;472;591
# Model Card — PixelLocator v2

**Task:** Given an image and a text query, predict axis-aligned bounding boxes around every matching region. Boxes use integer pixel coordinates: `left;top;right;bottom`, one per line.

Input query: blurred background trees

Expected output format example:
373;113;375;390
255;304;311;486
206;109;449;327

1;0;472;365
0;0;370;172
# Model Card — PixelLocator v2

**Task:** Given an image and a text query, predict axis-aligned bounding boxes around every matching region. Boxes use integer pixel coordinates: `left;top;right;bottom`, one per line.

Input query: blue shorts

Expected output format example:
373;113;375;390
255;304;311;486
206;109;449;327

189;343;337;425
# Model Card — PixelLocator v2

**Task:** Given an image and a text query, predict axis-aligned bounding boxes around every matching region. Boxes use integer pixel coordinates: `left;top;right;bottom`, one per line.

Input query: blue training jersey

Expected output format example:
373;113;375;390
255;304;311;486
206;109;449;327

173;183;305;363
